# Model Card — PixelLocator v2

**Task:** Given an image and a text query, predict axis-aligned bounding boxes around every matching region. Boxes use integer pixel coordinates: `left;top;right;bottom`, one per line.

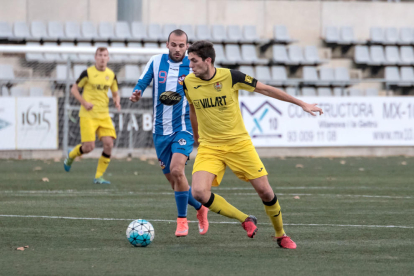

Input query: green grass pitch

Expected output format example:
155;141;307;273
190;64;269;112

1;157;413;275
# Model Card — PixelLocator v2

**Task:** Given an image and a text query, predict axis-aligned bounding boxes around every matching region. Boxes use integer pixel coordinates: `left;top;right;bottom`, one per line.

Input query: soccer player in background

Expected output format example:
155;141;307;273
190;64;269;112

63;47;120;185
129;30;209;237
184;41;323;249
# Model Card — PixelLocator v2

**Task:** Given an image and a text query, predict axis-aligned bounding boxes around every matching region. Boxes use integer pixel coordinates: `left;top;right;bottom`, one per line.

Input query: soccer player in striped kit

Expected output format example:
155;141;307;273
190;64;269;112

130;30;209;237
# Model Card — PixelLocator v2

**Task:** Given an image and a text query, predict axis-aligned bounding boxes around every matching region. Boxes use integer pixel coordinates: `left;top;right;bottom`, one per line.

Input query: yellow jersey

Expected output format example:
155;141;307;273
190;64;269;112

76;66;118;119
184;68;257;146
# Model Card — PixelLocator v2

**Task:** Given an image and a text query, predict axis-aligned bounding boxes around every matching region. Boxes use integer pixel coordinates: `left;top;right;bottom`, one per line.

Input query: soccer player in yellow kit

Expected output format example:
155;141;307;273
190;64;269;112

64;47;121;184
184;41;323;249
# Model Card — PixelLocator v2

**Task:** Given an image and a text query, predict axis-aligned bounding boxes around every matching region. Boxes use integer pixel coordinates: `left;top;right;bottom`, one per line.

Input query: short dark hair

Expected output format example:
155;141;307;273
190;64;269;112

95;47;108;55
168;29;188;44
187;40;215;64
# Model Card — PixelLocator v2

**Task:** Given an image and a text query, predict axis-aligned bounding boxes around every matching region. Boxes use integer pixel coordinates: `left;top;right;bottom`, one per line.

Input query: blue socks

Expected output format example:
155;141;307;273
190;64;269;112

188;187;202;210
175;191;189;218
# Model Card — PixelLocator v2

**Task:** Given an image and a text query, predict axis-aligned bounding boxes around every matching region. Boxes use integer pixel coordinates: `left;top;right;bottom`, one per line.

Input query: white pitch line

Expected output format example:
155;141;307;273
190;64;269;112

0;214;412;229
0;190;411;199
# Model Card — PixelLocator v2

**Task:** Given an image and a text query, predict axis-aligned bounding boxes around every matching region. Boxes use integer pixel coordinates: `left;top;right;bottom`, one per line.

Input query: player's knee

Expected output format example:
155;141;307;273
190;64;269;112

191;186;208;203
103;141;113;150
170;166;184;180
82;143;94;153
257;190;274;202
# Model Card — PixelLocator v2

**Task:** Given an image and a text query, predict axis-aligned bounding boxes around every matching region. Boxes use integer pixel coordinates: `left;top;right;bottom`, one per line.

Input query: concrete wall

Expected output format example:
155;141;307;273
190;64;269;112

0;0;117;23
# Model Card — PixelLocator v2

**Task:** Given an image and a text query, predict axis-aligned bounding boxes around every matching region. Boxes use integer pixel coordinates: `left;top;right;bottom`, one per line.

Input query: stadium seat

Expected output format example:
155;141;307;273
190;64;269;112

55;64;74;82
43;42;64;62
29;87;44;97
369;45;385;66
146;24;162;42
31;21;48;41
0;64;15;81
288;45;304;65
110;42;128;63
81;22;98;41
224;44;242;65
73;65;87;79
255;66;272;83
400;46;414;65
302;66;318;86
239;66;255;78
211;25;227;43
196;25;211;41
121;87;134;98
319;67;334;86
114;22;131;42
241;45;268;65
214;44;227;64
143;42;160;61
301;87;316;96
131;22;147;41
10;86;27;97
95;42;109;49
370;27;384;44
400;67;414;85
13;22;31;41
304;45;322;65
48;21;65;41
98;22;115;41
76;42;94;62
385;66;402;86
270;66;288;86
385;46;400;65
162;24;178;42
399;27;413;45
127;42;145;62
339;26;357;45
318;88;332;97
272;45;290;65
285;87;297;96
227;25;242;43
365;88;379;96
274;25;295;43
25;42;45;62
0;21;13;40
347;88;363;96
354;45;370;65
333;87;344;96
334;67;351;86
60;42;78;61
125;65;140;81
324;26;339;44
384;27;398;45
179;25;195;42
65;22;81;41
242;25;269;44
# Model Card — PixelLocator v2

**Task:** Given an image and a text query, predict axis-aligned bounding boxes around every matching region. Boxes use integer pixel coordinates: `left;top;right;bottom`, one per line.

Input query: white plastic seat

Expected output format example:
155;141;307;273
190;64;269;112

241;45;268;65
65;22;81;41
13;22;31;41
239;66;255;78
399;28;413;45
272;45;290;64
354;45;370;65
131;22;147;41
324;26;339;44
370;27;384;44
211;25;227;43
196;25;211;41
317;88;332;97
110;42;127;63
81;22;98;41
146;24;162;42
48;21;65;41
31;21;48;41
114;22;131;41
288;45;304;65
73;65;87;79
227;25;242;43
214;44;227;64
0;21;13;40
29;87;44;97
400;46;414;65
162;24;177;42
369;46;385;65
302;66;318;85
274;25;294;43
25;42;45;62
384;27;398;45
301;87;316;96
43;42;63;62
224;44;242;65
385;46;400;65
255;66;272;83
98;22;115;40
319;67;334;86
179;25;195;42
76;42;94;62
242;25;269;44
304;45;321;65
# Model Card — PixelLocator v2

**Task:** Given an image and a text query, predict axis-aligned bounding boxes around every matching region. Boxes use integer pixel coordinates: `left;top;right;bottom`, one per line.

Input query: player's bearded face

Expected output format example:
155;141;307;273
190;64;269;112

167;33;188;62
95;50;109;70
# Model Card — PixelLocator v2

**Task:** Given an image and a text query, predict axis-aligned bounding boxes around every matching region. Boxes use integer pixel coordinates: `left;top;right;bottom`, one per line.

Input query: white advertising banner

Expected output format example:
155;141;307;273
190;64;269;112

16;97;58;149
0;98;16;150
240;96;414;147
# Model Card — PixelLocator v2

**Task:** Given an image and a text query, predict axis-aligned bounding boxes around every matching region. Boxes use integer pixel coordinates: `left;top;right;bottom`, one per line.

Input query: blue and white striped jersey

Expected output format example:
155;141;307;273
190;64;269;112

133;54;193;135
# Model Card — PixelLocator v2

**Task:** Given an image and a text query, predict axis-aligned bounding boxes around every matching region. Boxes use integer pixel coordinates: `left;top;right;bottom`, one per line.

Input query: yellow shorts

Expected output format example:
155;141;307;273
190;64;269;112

193;139;268;186
80;117;117;142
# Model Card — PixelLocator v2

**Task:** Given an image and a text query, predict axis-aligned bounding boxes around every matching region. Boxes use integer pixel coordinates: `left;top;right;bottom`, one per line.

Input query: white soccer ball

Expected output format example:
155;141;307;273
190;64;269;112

126;219;155;247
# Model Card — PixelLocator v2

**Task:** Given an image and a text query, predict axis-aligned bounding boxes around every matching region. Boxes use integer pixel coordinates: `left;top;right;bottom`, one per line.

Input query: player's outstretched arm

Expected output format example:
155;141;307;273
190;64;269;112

189;104;199;144
71;83;93;110
254;82;323;116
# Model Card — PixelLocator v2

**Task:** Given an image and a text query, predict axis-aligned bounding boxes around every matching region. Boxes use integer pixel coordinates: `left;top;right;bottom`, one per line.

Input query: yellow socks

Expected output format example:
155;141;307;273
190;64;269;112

95;152;111;179
204;193;249;223
69;144;83;159
264;194;285;237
